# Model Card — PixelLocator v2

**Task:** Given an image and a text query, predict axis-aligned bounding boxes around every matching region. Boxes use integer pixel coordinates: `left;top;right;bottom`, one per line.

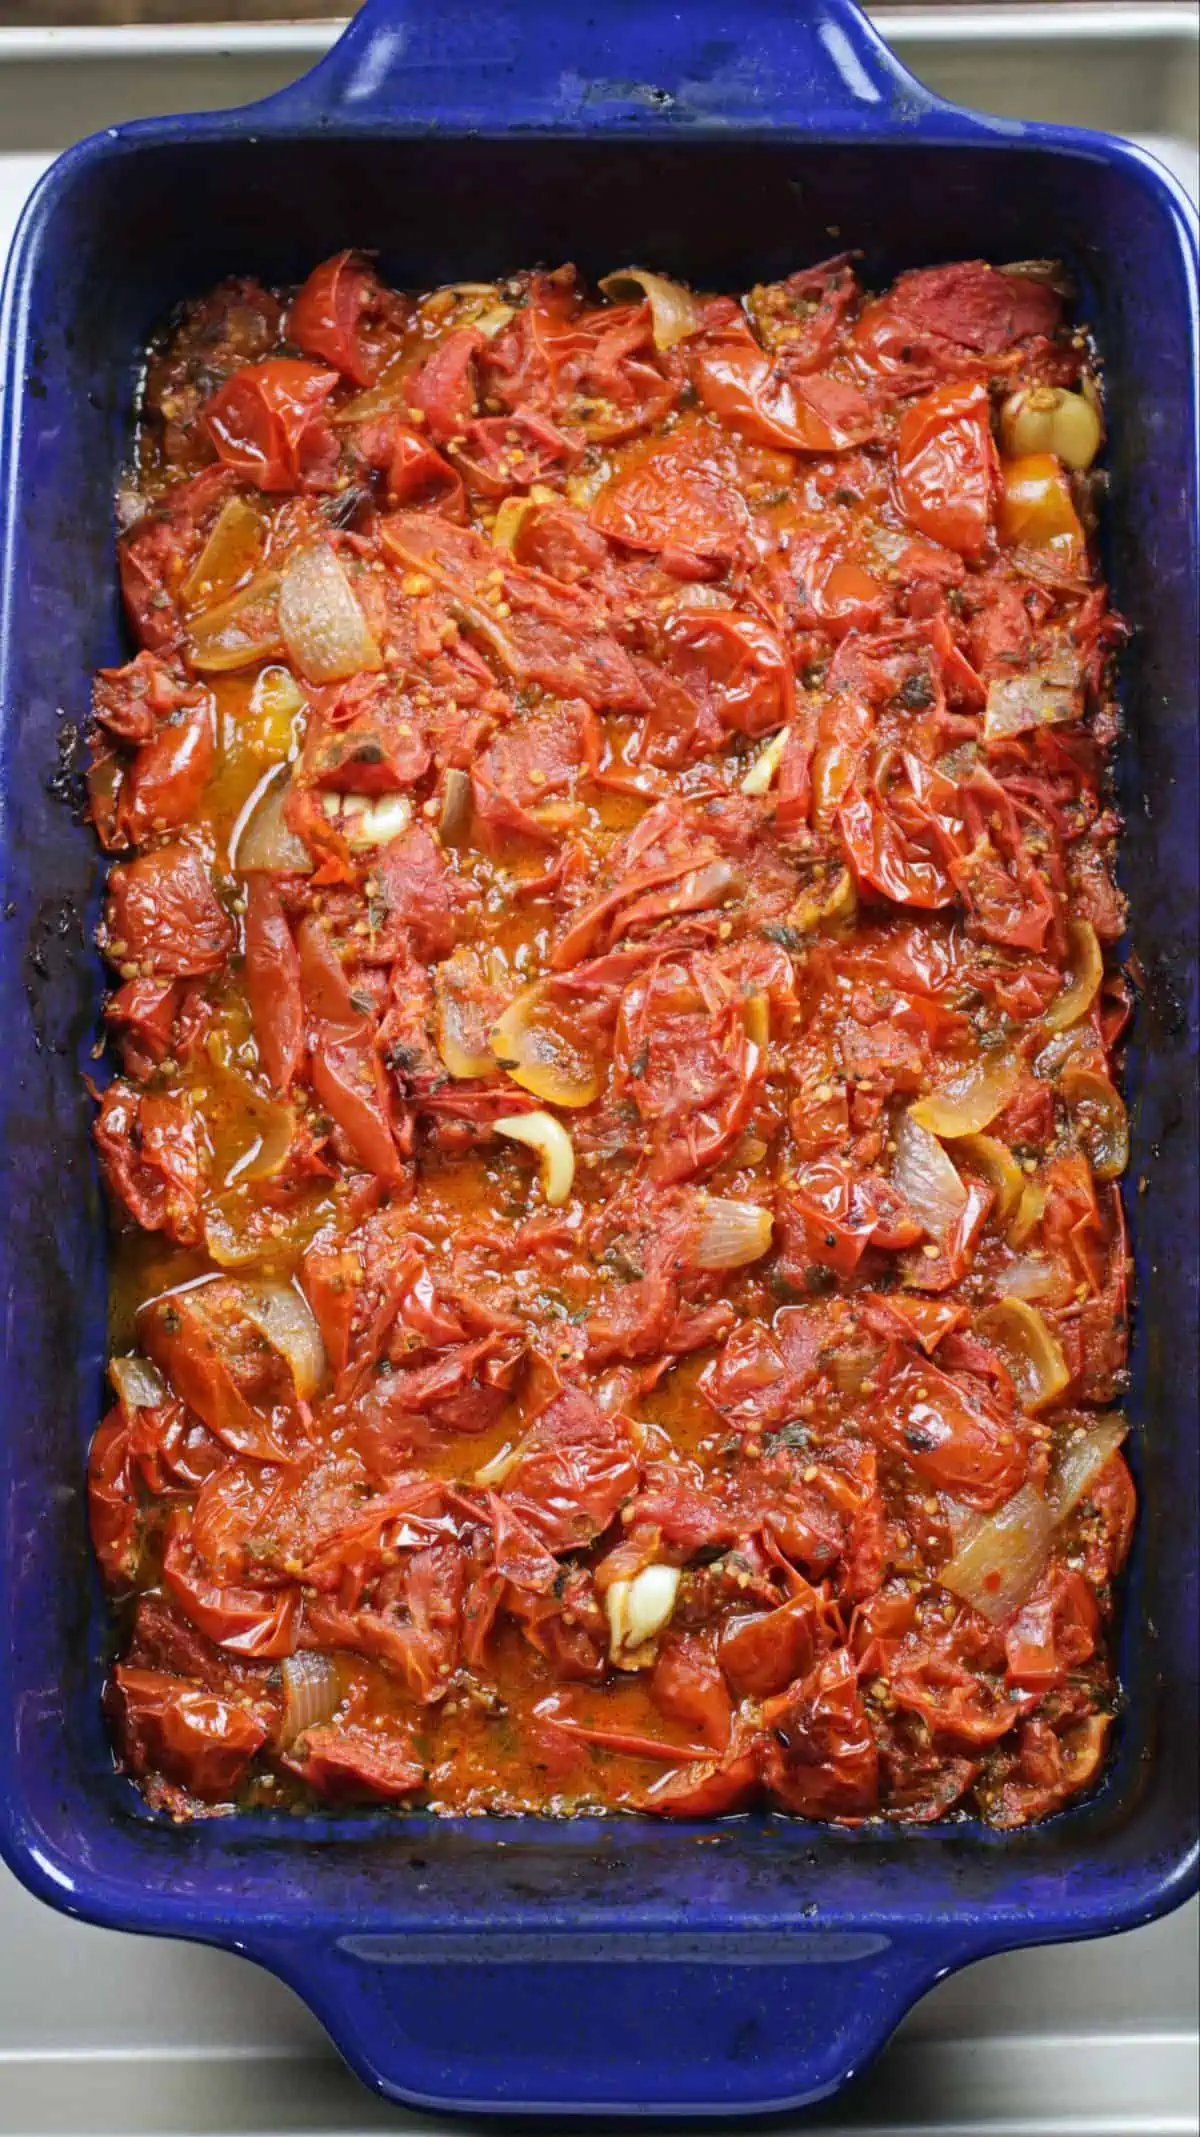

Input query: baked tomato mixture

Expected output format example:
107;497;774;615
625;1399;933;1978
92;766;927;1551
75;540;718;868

87;254;1134;1824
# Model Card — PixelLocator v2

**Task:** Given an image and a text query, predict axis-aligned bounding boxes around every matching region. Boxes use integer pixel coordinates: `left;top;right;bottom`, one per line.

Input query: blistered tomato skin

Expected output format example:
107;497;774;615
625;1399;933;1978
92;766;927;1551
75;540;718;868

87;252;1131;1826
896;381;998;558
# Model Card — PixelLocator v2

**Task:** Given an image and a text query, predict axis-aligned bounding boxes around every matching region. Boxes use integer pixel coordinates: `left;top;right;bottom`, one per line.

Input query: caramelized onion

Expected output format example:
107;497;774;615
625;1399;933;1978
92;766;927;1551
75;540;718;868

740;727;789;797
186;570;283;673
434;955;496;1081
977;1298;1070;1413
940;1484;1055;1622
491;496;533;553
495;1110;576;1205
240;1279;327;1399
245;664;306;757
1050;1414;1128;1518
491;983;601;1108
333;352;410;425
280;1652;340;1743
955;1132;1024;1223
998;258;1068;286
438;767;473;842
790;866;857;935
1061;1064;1129;1180
180;495;268;613
424;283;513;337
910;1054;1020;1138
995;1254;1073;1306
892;1112;967;1239
692;1197;774;1270
473;1437;525;1488
1044;920;1103;1032
278;542;382;684
204;1201;313;1269
742;992;770;1052
109;1353;168;1412
984;666;1083;738
472;303;515;340
1007;1178;1047;1248
598;268;701;349
231;768;313;874
217;1089;298;1190
491;489;554;553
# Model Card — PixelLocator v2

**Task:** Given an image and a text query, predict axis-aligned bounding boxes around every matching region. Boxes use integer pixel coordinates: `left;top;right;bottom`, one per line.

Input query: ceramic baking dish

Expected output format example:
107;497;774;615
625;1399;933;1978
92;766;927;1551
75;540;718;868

0;0;1196;2114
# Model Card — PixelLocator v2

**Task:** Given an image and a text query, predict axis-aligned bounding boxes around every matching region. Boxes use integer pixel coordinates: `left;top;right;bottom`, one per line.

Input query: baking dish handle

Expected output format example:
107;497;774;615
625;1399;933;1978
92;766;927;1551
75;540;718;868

264;0;940;132
246;1923;979;2112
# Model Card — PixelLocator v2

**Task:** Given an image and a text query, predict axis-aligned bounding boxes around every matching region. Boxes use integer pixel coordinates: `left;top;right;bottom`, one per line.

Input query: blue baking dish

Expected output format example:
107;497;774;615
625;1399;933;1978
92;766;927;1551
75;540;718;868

0;0;1196;2115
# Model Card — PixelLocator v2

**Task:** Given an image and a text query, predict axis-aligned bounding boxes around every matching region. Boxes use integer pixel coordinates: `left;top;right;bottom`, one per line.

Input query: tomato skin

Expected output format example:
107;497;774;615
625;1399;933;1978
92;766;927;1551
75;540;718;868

310;1021;406;1185
896;381;997;556
838;785;956;910
859;1293;966;1355
162;1509;300;1659
119;700;214;842
760;1649;880;1818
284;1723;424;1799
288;251;380;387
373;823;472;962
94;1084;204;1245
103;844;233;979
852;264;1062;387
1073;1452;1136;1586
139;1284;301;1464
889;1632;1020;1745
892;261;1062;354
481;275;677;442
111;1664;268;1797
646;1748;760;1817
694;337;876;452
997;452;1085;561
380;424;465;516
407;326;483;445
243;878;303;1094
300;1240;362;1376
590;425;749;571
88;1409;140;1587
204;358;340;490
104;975;180;1073
818;558;889;638
380;508;647;712
611;953;764;1186
662;610;794;739
718;1588;820;1699
1004;1565;1099;1690
750;257;860;371
472;702;593;842
502;1389;639;1553
455;410;581;498
862;1351;1028;1510
118;468;237;652
296;914;358;1021
651;1633;733;1750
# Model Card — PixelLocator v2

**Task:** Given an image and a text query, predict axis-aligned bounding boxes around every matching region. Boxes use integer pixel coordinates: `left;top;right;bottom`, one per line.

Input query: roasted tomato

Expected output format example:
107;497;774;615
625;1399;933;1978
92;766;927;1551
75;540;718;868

87;250;1130;1830
204;358;340;490
896;381;998;556
288;251;389;387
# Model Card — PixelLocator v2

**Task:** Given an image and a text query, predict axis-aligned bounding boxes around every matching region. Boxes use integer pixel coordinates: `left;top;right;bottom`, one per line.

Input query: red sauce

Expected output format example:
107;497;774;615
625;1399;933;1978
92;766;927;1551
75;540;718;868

87;254;1134;1824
